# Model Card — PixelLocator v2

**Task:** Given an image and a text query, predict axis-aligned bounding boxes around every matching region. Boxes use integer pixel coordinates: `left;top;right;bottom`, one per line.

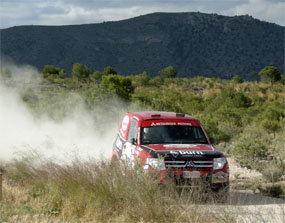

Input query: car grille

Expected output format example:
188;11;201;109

164;158;213;170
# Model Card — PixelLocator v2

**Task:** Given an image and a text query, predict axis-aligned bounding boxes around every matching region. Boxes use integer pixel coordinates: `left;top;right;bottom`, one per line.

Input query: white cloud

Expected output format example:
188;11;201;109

223;0;285;25
0;0;284;28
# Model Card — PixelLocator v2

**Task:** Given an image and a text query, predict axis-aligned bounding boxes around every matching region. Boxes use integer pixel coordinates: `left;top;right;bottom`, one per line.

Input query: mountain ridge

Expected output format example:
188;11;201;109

1;12;284;80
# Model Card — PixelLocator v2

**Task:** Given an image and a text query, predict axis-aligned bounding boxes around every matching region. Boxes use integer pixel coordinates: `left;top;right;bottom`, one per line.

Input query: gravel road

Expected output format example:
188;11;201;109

208;158;285;222
224;190;285;223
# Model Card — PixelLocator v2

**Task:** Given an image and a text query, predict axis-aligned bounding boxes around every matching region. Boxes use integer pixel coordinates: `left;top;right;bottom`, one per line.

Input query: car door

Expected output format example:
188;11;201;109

123;119;138;166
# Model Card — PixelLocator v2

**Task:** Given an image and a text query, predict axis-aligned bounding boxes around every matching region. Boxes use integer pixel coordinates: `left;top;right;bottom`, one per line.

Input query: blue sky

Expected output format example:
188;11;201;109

0;0;284;28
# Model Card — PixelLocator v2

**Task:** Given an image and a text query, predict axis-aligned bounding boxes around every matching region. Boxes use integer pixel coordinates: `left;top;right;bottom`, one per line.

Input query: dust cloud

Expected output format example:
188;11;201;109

0;63;123;163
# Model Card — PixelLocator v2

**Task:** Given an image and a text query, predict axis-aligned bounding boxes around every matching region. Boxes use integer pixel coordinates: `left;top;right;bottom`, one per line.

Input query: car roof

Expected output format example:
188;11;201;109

128;111;198;121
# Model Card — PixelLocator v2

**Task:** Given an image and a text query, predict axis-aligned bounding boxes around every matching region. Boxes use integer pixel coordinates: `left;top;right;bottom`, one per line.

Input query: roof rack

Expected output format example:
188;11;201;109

176;113;185;117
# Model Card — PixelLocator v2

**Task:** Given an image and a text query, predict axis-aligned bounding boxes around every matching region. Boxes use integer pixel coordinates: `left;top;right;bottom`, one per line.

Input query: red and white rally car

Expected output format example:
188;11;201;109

112;111;229;192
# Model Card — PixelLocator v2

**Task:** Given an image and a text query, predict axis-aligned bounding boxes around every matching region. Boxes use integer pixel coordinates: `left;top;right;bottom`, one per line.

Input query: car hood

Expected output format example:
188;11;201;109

140;144;223;158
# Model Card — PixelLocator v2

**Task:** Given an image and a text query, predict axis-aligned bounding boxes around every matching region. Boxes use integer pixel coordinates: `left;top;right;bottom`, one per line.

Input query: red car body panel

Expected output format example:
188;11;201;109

112;111;229;189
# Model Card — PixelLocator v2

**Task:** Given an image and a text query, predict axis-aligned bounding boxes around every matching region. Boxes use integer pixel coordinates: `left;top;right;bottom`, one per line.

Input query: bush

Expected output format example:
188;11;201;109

136;71;151;86
2;156;227;222
41;65;67;81
261;120;281;136
158;66;177;78
0;66;12;79
232;75;243;83
101;75;134;100
198;116;231;144
231;127;269;168
269;185;283;197
258;66;281;84
72;63;92;81
261;162;284;183
103;66;117;75
258;184;284;198
281;74;285;84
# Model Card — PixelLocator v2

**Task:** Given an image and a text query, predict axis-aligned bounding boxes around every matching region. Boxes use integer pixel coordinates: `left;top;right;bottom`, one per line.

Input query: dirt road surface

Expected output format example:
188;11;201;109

208;158;285;222
225;190;284;222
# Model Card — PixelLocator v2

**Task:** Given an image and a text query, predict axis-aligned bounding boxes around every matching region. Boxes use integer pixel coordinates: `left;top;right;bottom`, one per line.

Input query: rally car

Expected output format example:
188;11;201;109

112;111;229;193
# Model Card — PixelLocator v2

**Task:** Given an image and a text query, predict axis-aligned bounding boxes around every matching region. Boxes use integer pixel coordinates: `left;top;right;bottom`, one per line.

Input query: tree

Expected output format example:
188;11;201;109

258;66;281;84
137;71;151;86
0;67;12;79
90;71;104;82
263;106;284;121
261;120;281;137
72;63;91;81
280;74;285;85
103;66;117;76
101;75;134;100
232;75;243;83
41;65;66;80
158;66;177;78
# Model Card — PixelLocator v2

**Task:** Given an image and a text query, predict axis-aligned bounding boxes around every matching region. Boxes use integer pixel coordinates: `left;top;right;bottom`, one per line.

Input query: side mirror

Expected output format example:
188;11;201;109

131;138;137;145
210;137;215;144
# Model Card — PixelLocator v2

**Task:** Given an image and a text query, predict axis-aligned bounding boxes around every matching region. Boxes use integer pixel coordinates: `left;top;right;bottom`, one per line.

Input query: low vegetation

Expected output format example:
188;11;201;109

0;64;284;221
0;156;234;223
1;64;284;176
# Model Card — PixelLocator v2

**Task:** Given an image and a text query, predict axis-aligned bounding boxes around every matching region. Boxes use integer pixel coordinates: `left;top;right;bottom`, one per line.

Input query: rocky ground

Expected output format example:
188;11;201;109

222;158;285;222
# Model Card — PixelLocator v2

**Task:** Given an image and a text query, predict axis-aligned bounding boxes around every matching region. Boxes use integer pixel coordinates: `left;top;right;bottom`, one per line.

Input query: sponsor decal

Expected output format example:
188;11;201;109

119;128;125;138
137;147;143;152
115;137;123;149
151;122;176;126
178;122;192;126
212;171;228;183
113;135;126;158
121;116;129;131
150;122;193;126
140;146;223;159
170;150;204;158
169;150;179;158
164;144;198;149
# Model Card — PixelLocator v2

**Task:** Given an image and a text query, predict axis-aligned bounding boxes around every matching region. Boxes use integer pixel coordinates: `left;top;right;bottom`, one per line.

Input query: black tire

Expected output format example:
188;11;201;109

210;183;230;203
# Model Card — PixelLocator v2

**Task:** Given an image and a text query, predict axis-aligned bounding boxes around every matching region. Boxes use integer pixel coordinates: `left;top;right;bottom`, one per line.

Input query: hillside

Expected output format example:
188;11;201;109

0;75;285;222
1;12;284;80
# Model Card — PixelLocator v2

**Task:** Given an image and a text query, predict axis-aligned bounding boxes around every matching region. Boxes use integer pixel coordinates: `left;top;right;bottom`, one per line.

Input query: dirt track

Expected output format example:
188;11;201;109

224;190;285;223
208;158;285;223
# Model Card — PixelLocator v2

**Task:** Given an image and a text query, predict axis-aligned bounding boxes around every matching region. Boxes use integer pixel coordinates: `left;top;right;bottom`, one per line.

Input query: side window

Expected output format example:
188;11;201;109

128;119;138;142
193;127;207;143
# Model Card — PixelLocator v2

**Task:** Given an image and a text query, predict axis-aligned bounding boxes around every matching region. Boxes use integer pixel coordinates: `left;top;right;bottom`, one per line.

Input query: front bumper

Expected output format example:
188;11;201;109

159;169;229;188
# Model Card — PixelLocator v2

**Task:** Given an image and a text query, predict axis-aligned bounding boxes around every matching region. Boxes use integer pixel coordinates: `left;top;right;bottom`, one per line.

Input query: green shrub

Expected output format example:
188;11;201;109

232;75;243;84
42;65;67;80
258;184;284;198
258;66;281;84
101;75;134;101
231;127;269;168
261;162;284;183
72;63;92;81
269;185;283;197
3;156;225;222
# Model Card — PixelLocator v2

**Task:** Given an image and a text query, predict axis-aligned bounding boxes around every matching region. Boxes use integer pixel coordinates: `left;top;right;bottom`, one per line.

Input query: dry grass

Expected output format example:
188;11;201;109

0;155;234;223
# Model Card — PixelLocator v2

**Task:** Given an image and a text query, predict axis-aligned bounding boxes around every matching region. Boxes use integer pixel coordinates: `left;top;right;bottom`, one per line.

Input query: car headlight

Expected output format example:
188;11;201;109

213;157;226;170
144;158;166;170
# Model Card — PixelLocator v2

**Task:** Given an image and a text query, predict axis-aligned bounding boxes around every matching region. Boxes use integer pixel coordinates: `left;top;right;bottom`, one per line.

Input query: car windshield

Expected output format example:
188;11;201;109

141;126;208;145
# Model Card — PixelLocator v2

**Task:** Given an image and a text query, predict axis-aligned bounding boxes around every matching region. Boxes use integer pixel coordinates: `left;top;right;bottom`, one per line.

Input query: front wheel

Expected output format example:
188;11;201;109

210;183;230;203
